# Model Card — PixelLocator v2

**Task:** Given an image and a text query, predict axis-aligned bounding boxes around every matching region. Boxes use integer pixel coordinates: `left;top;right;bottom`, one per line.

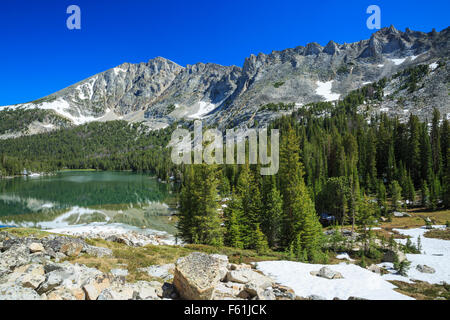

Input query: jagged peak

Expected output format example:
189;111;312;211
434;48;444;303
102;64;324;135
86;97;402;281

147;56;182;67
323;40;339;55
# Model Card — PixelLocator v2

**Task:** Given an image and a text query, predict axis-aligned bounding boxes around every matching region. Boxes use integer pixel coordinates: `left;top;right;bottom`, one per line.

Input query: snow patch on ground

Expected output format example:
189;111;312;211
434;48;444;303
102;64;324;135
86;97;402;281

315;81;340;102
336;253;354;261
257;261;412;300
379;226;450;285
48;222;176;245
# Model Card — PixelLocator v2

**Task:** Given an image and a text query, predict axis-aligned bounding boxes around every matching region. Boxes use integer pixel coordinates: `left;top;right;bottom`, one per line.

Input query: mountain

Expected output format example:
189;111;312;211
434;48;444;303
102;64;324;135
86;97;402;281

1;25;449;138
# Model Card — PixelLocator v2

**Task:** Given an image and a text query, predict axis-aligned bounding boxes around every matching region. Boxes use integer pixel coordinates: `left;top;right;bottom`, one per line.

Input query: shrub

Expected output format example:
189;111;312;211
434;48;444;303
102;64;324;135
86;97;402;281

394;259;411;276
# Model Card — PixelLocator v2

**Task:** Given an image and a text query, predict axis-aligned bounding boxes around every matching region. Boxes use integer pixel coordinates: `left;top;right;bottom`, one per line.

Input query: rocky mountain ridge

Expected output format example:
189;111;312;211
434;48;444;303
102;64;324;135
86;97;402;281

1;25;449;138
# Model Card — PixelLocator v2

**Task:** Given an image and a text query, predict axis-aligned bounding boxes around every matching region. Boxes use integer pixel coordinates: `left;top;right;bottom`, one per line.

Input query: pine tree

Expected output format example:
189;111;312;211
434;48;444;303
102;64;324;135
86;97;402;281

443;147;450;208
419;123;433;184
429;174;441;211
408;114;421;185
224;202;243;248
279;125;323;259
177;166;197;243
377;180;387;215
390;180;403;211
260;175;283;247
420;181;430;208
431;108;442;175
254;224;269;254
177;164;223;246
405;174;416;207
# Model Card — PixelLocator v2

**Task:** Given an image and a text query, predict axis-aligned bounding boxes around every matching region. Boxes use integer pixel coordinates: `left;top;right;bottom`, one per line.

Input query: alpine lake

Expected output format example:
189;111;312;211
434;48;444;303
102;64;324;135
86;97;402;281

0;171;178;235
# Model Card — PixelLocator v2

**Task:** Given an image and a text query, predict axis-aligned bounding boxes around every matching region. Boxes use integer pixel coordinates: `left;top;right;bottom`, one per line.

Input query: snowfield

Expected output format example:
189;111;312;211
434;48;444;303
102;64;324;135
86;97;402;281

257;225;449;300
315;81;341;102
188;101;217;119
390;58;406;65
256;260;413;300
379;226;450;285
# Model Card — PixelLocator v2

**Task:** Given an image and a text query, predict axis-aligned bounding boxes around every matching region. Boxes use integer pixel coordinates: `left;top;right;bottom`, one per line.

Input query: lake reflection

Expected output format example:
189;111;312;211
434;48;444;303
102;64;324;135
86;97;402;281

0;171;177;234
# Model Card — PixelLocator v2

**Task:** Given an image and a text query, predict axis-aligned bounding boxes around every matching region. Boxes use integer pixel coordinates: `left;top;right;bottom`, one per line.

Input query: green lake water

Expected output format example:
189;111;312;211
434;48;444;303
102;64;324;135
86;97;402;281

0;171;178;235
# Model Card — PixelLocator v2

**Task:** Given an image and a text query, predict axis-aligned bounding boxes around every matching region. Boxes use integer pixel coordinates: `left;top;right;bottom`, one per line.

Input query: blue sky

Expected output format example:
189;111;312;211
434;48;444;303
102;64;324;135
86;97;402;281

0;0;449;106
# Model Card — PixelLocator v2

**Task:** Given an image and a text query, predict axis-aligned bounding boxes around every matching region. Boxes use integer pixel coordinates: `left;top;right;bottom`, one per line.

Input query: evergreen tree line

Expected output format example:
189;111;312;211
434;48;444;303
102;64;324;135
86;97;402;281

0;121;178;180
176;81;449;262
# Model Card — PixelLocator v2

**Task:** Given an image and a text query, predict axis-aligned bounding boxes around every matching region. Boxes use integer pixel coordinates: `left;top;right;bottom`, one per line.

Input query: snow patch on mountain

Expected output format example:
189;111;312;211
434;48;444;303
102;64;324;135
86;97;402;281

390;58;407;65
188;101;218;119
315;81;341;102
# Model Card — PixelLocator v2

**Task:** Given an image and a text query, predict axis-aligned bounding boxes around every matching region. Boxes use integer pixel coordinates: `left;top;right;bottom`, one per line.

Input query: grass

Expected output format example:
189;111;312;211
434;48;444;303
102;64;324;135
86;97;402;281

380;209;450;230
424;228;450;240
390;280;450;300
2;227;52;239
59;237;290;283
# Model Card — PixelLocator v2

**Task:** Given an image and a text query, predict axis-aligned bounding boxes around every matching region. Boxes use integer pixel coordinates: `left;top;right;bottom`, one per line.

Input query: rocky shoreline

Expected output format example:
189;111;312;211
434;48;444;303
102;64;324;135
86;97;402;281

0;230;292;300
0;230;375;300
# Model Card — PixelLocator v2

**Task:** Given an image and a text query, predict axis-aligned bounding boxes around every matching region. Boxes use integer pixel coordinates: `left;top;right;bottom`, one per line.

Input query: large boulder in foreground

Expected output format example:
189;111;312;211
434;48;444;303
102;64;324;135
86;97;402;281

173;252;228;300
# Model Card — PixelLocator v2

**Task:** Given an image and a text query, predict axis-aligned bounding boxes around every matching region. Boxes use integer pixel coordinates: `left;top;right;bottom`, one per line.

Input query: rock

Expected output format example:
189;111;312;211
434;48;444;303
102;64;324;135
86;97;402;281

43;262;64;274
308;295;327;300
30;252;49;264
161;282;177;299
60;242;83;257
110;269;128;277
84;245;112;257
97;288;114;300
83;283;100;300
139;263;174;281
106;235;132;247
43;262;102;290
243;282;275;300
97;286;134;300
226;269;273;288
272;284;295;300
17;264;45;289
367;264;382;274
29;242;45;253
213;282;244;300
348;296;369;300
130;281;160;300
257;288;276;300
383;249;406;263
0;284;42;300
0;244;30;270
37;271;65;294
214;282;246;300
211;254;229;281
47;287;76;300
91;274;113;292
71;288;85;300
316;267;344;280
173;252;228;300
228;263;252;271
416;264;436;274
